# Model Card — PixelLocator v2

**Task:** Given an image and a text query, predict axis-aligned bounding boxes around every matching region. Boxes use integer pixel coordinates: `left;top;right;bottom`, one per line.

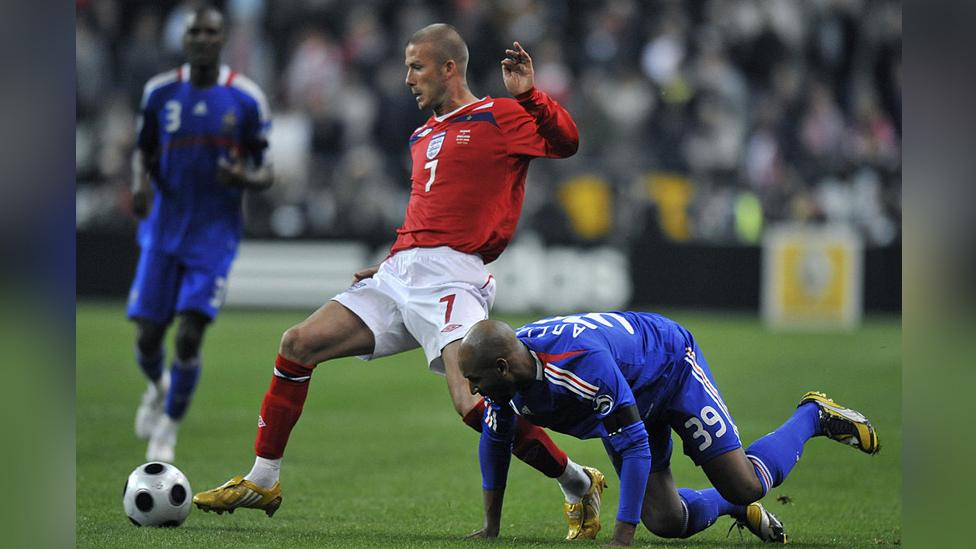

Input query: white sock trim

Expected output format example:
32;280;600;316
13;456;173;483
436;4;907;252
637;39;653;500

679;499;689;537
173;356;201;370
245;456;282;489
154;369;170;392
557;459;589;503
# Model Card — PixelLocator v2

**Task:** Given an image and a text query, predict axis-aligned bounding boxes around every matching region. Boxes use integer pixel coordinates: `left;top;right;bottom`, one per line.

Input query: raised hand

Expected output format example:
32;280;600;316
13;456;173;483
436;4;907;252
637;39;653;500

501;41;535;96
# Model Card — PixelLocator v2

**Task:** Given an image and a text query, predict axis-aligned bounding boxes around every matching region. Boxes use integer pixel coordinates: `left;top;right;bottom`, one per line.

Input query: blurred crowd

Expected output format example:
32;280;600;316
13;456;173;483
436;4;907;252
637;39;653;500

76;0;901;247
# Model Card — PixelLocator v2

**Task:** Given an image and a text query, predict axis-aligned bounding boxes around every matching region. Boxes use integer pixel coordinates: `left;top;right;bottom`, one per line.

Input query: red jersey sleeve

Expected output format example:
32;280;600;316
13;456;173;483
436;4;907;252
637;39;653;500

496;88;579;159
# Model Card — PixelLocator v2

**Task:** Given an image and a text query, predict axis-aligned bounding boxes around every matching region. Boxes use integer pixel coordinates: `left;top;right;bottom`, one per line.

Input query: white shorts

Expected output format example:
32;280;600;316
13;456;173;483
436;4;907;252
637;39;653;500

332;246;497;373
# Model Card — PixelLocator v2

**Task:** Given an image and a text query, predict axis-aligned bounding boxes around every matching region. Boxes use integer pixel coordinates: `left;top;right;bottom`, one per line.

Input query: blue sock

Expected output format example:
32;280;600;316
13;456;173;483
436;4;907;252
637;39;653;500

678;488;718;538
745;403;821;495
677;488;726;537
165;357;201;420
136;347;164;383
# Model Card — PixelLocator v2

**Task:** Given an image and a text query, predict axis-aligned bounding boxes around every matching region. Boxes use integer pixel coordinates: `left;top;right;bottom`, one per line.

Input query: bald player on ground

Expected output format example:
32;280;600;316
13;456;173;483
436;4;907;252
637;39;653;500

459;314;879;545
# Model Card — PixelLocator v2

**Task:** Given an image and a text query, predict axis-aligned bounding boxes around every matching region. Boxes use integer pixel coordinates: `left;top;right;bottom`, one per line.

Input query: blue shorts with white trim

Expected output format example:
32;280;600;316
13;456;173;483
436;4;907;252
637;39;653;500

644;343;742;470
602;342;743;474
664;342;742;467
127;247;235;324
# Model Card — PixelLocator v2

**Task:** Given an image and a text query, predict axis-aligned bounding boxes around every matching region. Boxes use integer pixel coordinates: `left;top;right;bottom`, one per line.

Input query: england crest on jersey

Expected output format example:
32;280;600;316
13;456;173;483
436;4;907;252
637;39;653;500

426;131;446;160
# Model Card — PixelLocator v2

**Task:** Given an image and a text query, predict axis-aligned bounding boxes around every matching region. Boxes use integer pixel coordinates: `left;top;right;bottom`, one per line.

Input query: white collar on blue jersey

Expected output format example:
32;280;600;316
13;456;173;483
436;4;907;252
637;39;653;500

529;349;544;381
180;63;234;87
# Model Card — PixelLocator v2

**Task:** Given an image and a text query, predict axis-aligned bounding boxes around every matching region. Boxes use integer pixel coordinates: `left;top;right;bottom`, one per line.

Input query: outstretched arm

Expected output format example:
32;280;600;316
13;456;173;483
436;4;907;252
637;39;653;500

467;489;505;539
603;408;651;547
471;402;516;538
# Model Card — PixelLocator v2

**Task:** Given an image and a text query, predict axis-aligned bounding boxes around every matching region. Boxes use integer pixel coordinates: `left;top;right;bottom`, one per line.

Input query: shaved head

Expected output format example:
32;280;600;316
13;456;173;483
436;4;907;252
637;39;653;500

458;320;532;403
186;5;224;32
459;320;521;372
408;23;470;76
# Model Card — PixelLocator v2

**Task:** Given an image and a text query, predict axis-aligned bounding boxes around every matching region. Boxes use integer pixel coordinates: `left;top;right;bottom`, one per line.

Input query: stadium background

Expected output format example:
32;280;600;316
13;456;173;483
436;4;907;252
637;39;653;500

75;1;901;547
76;0;901;313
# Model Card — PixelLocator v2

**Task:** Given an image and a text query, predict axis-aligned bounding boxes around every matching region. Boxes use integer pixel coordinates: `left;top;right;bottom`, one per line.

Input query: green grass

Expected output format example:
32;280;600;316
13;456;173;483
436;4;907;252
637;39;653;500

77;302;901;547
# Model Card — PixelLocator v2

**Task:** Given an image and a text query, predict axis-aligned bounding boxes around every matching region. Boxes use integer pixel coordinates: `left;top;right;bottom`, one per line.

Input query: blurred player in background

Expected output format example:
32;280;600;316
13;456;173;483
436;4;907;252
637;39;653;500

128;5;273;463
194;23;607;539
459;313;880;546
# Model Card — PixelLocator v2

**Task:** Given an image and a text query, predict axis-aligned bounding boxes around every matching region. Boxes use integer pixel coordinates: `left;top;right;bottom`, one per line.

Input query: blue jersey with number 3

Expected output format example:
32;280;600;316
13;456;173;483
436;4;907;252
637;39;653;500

136;64;270;264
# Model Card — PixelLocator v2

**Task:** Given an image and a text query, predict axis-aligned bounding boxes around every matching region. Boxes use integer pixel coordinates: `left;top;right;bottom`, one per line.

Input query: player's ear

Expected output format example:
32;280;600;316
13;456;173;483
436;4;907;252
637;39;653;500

495;357;508;375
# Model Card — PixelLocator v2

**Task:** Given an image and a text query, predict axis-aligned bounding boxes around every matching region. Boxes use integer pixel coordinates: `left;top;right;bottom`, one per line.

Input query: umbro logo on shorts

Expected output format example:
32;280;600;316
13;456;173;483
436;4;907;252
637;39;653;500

441;323;463;333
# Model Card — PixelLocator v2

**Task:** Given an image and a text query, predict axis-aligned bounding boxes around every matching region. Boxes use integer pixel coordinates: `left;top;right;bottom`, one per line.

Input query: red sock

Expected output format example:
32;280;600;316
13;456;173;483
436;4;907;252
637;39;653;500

462;398;568;478
254;354;314;459
512;417;569;477
461;399;485;432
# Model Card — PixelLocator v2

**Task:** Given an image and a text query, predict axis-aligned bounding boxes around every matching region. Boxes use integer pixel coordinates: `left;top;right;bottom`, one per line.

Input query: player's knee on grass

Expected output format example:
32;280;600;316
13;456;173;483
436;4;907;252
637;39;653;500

712;474;764;505
175;313;209;362
136;320;167;357
641;506;686;538
702;449;765;505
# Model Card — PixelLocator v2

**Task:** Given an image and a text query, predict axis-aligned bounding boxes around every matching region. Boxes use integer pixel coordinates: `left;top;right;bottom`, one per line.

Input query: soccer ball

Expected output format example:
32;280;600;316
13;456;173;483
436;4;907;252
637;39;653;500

122;462;192;527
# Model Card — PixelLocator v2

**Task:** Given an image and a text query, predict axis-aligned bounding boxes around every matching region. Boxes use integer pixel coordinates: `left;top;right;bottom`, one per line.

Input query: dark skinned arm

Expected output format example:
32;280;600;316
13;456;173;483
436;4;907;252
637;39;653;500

131;150;153;219
466;489;505;539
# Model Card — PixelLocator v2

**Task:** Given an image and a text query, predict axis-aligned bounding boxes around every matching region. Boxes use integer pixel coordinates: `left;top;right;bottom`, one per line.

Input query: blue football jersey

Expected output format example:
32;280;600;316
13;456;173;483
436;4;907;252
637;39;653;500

135;64;270;261
497;311;696;439
479;312;698;524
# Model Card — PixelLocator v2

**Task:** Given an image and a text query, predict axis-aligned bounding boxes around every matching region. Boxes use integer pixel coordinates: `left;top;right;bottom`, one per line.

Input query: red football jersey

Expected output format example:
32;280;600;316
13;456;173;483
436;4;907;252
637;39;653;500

390;88;579;263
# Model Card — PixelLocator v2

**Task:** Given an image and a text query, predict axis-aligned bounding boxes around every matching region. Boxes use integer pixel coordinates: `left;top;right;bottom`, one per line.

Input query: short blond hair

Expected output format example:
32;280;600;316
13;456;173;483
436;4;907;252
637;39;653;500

408;23;469;76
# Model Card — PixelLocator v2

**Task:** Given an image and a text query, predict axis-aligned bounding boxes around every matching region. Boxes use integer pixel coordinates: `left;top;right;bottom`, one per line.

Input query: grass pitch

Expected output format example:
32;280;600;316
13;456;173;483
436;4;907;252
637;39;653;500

77;302;900;547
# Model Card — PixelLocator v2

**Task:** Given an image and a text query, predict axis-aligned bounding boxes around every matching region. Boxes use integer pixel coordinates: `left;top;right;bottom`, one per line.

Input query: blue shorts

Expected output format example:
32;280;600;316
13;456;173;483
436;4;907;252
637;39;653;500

126;247;234;324
652;343;742;470
602;343;742;475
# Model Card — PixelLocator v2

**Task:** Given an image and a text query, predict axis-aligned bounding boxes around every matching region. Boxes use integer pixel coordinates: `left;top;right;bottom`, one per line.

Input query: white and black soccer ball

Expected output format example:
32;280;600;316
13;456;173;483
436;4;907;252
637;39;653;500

122;462;192;527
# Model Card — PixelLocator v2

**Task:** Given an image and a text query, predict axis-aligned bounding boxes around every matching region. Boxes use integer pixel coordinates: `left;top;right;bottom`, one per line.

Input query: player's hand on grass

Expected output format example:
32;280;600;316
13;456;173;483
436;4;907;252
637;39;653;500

465;526;498;539
352;265;380;284
217;148;247;188
501;41;534;96
607;520;636;547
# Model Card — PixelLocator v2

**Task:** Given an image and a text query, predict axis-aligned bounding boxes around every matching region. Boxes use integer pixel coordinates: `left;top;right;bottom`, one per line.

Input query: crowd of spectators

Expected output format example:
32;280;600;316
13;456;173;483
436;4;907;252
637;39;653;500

76;0;901;248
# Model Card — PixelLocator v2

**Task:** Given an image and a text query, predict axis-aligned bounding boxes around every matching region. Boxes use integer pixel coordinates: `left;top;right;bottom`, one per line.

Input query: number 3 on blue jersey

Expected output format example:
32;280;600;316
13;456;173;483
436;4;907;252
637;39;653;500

164;100;181;133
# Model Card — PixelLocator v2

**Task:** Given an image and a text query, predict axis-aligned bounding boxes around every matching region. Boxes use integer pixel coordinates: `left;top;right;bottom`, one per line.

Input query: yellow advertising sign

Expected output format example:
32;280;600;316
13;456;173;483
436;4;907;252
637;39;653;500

762;225;862;329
